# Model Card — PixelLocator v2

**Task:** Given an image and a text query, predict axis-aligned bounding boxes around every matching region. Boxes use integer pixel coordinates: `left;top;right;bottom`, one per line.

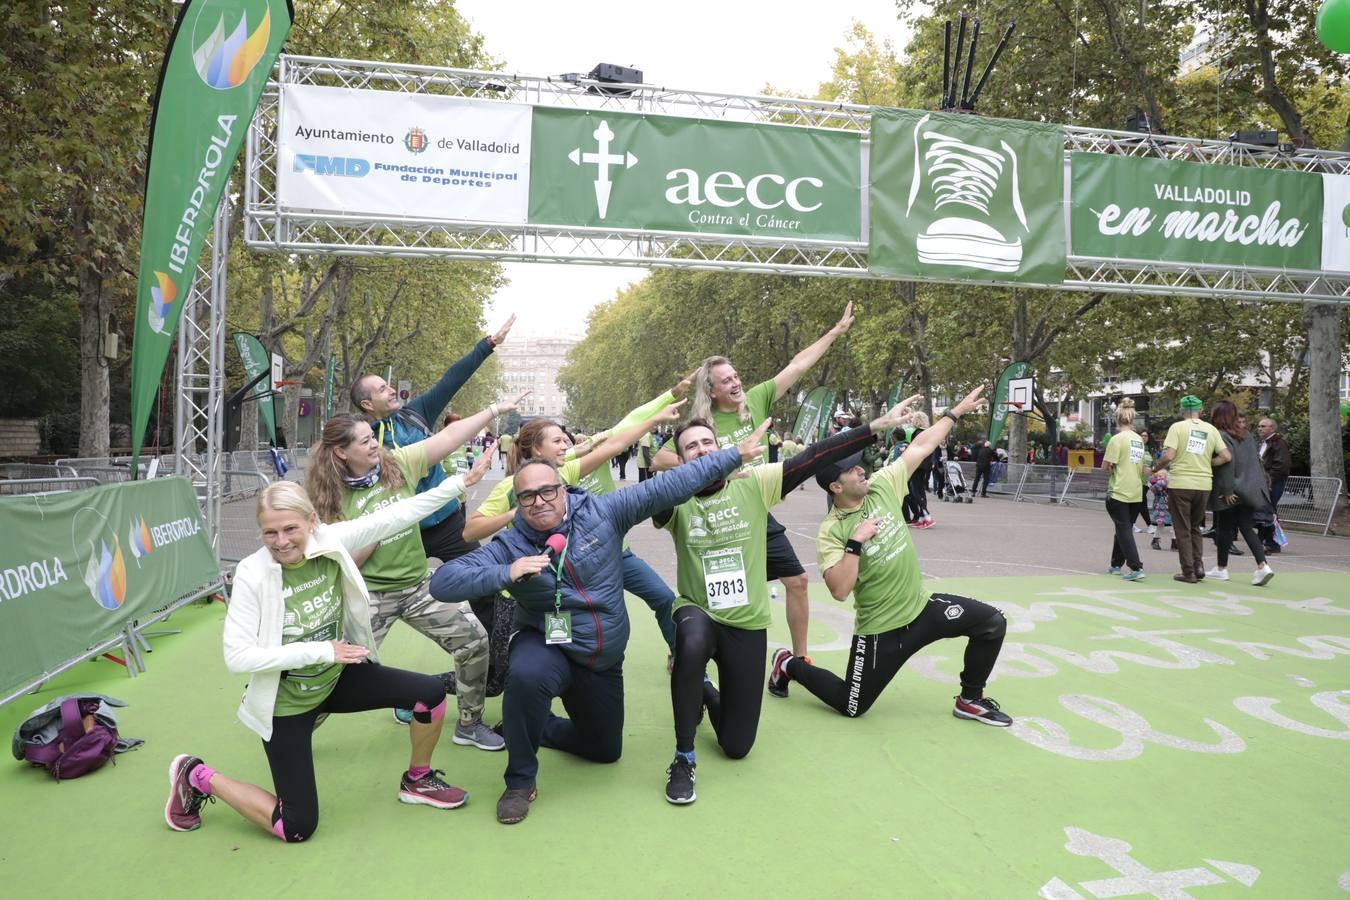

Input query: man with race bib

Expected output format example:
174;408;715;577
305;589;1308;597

1153;395;1232;583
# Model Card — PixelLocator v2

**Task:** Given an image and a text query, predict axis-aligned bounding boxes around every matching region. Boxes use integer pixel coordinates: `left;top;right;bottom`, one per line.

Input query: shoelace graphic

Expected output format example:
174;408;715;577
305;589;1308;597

906;113;1028;230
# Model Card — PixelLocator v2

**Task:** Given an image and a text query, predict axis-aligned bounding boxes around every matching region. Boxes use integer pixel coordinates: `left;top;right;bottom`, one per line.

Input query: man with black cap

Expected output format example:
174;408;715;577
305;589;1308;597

765;386;1015;729
655;396;919;806
1153;395;1231;583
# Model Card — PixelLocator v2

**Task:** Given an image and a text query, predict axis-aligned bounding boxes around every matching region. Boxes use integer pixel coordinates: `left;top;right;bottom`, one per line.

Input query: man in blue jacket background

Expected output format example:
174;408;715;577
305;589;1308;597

431;421;768;824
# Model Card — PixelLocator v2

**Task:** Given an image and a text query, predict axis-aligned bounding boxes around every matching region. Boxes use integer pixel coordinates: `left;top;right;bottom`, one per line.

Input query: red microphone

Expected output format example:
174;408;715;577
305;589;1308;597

544;533;567;560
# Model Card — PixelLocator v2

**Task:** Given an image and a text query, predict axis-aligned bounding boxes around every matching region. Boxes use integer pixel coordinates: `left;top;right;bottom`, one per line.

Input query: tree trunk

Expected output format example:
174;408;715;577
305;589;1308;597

1301;303;1346;491
73;199;110;458
239;397;260;451
1007;290;1029;464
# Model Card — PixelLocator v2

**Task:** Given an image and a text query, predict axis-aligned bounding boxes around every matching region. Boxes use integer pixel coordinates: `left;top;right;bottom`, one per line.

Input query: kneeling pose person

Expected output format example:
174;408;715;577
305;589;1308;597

768;386;1014;727
165;454;492;842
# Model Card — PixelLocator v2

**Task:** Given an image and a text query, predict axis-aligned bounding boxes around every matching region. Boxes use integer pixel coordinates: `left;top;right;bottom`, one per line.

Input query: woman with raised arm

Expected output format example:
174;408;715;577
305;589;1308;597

164;453;494;842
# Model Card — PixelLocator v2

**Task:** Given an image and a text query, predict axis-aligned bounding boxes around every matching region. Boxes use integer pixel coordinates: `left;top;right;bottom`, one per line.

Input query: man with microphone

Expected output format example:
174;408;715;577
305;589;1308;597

430;405;769;825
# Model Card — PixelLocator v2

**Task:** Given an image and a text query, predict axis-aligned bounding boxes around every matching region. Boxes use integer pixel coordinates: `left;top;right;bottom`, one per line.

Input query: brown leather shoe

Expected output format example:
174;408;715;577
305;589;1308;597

497;786;537;824
1173;573;1197;583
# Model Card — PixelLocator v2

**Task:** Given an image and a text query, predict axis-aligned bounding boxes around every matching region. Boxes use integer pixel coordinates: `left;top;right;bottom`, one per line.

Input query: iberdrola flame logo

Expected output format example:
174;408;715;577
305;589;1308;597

191;2;271;90
147;271;176;335
85;536;128;610
128;516;155;561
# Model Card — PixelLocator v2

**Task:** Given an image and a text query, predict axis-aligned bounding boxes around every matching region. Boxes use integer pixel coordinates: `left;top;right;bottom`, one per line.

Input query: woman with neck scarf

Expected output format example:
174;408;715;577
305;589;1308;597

306;392;525;752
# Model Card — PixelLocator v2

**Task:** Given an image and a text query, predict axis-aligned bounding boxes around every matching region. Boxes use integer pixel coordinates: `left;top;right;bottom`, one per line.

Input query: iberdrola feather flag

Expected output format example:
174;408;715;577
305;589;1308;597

130;0;292;474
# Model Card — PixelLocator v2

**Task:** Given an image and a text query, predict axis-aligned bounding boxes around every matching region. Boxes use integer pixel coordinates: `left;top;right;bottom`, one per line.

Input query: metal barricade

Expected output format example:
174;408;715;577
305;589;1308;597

0;476;100;496
0;463;77;479
1276;476;1343;535
1059;468;1112;507
1017;464;1071;503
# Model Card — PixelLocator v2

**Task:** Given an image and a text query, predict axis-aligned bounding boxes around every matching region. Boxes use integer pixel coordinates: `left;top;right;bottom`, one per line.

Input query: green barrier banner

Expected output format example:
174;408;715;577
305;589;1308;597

232;331;277;443
870;108;1065;284
529;107;863;241
989;361;1030;447
130;0;293;474
792;386;832;444
816;389;839;442
0;477;220;695
1071;152;1322;270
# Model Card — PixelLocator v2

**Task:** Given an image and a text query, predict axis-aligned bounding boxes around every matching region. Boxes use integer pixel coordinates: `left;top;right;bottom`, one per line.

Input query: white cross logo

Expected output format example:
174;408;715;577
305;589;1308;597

567;120;637;219
1040;827;1260;899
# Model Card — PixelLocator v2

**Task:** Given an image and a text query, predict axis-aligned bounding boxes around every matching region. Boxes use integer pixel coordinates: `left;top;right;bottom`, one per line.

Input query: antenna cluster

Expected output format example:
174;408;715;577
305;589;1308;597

940;12;1016;113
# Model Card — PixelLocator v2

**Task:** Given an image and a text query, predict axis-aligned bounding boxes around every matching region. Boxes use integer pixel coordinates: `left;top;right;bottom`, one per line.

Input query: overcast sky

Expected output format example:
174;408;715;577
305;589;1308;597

456;0;911;337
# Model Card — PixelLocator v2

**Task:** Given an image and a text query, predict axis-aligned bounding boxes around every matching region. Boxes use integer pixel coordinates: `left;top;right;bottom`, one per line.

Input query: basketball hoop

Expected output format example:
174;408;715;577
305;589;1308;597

274;379;304;389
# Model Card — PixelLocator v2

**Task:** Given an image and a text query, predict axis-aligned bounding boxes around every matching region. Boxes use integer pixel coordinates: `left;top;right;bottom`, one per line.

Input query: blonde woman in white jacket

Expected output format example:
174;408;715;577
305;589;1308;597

165;447;493;843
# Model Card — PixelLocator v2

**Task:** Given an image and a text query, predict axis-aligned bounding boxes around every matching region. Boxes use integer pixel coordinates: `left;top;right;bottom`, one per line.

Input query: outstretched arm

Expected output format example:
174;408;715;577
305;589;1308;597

771;301;854;400
406;314;513;422
415;392;527;469
780;394;922;495
577;399;687;477
898;387;984;475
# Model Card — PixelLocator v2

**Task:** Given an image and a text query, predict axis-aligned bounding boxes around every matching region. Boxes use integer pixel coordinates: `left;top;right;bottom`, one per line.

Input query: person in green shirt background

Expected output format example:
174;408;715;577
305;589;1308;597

766;386;1015;730
1101;398;1148;582
306;393;524;751
1154;394;1231;583
651;301;855;662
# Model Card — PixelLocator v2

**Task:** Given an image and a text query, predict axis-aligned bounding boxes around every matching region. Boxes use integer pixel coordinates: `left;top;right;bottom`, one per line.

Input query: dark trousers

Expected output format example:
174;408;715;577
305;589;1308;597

972;468;991;496
616;455;628;480
502;629;624;789
903;468;930;521
786;594;1006;717
637;466;650;482
1215;506;1267;567
1105;497;1144;571
932;463;946;495
670;606;767;758
1167;487;1210;578
1260;476;1287;546
264;662;445;842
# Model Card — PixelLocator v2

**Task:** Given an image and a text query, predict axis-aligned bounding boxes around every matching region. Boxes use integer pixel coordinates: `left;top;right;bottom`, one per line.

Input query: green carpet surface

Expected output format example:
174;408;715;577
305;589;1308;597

2;572;1347;898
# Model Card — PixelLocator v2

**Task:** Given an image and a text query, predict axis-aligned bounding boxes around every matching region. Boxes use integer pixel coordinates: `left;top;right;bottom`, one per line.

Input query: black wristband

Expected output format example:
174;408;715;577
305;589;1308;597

943;410;960;425
844;539;864;556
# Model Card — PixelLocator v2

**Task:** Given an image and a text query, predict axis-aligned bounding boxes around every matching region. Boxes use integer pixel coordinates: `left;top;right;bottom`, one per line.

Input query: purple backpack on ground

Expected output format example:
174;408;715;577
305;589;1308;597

12;695;138;780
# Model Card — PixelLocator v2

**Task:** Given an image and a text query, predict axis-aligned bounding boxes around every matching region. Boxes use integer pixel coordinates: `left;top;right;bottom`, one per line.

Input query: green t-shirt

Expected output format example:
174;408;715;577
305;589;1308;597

1104;428;1146;502
817;460;925;635
711;378;776;463
664;464;782;630
342;444;428;592
1163;418;1222;491
274;556;344;716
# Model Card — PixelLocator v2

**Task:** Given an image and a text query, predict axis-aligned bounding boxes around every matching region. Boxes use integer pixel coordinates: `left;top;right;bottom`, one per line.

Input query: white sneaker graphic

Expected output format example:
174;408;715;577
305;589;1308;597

906;114;1026;272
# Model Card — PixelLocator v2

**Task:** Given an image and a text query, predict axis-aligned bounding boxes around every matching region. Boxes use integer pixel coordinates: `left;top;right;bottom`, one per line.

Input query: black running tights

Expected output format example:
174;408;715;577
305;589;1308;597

671;605;766;758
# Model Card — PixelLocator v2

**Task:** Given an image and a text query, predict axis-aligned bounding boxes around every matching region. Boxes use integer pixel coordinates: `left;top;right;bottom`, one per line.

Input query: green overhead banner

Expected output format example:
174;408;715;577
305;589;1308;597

529;107;864;242
792;386;832;444
130;0;293;474
0;478;219;696
232;331;277;444
869;108;1066;284
1071;152;1323;270
989;361;1030;447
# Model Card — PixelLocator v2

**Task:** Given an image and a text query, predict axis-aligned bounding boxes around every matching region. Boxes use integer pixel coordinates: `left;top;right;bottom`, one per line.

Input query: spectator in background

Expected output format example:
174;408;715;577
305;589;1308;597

1256;417;1291;554
971;441;995;498
1154;395;1232;583
1205;402;1275;586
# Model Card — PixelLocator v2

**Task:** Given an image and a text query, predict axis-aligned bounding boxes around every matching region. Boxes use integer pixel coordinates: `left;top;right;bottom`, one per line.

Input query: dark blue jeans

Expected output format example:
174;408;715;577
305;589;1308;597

622;548;676;651
502;628;625;789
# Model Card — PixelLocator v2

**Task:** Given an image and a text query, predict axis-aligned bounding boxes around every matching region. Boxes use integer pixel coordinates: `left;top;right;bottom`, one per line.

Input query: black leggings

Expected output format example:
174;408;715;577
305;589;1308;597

1105;497;1144;571
786;594;1006;718
903;467;931;521
1215;505;1267;567
671;606;767;759
263;662;444;842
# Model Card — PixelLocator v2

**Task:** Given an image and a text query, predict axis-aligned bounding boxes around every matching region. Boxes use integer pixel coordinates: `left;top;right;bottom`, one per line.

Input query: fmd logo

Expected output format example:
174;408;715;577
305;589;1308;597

294;155;370;177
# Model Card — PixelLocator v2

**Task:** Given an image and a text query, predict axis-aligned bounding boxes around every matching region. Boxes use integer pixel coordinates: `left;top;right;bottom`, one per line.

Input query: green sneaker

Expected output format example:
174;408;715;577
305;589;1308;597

1107;566;1123;576
1122;569;1146;582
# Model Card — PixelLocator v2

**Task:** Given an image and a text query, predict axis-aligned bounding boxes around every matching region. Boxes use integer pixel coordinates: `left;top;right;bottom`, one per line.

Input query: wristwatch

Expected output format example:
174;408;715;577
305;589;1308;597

943;410;960;425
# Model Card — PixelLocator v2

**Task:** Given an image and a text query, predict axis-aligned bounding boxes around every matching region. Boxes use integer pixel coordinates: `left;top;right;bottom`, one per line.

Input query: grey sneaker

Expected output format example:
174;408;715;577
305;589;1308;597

453;720;506;751
497;786;537;824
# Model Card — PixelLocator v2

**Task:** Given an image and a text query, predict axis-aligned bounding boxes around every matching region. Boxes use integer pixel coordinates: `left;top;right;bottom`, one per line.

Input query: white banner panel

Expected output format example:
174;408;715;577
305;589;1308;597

278;84;531;223
1322;174;1350;274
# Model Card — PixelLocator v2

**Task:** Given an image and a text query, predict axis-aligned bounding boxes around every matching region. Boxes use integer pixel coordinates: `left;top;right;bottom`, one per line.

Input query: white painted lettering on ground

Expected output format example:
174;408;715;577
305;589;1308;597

1039;827;1258;899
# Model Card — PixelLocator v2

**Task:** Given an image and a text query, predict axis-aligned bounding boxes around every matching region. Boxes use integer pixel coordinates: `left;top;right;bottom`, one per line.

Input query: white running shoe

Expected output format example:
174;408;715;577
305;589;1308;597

1252;564;1275;586
1147;525;1157;535
1204;568;1230;581
1132;525;1142;533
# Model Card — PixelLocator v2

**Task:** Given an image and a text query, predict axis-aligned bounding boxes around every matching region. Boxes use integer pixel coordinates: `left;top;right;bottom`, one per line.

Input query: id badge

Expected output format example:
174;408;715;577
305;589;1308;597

544;611;573;645
702;547;750;611
1185;428;1207;454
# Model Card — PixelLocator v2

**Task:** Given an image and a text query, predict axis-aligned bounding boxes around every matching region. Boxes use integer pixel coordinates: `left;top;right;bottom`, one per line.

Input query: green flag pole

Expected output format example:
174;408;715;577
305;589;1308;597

129;0;294;475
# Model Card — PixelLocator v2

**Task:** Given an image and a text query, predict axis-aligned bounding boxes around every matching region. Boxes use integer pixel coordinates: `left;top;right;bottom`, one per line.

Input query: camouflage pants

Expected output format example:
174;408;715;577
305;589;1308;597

367;576;488;723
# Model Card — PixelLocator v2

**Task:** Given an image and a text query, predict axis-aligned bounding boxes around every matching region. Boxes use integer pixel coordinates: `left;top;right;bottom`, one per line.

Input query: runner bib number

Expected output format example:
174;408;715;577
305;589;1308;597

1129;442;1145;464
1185;428;1207;454
702;547;749;611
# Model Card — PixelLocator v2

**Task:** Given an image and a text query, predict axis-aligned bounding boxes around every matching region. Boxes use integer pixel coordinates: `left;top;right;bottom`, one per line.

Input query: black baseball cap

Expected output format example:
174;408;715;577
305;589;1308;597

814;451;866;492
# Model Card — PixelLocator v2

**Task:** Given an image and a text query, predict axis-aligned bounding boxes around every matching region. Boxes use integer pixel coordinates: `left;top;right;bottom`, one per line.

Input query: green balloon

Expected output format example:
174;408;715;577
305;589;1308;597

1318;0;1350;53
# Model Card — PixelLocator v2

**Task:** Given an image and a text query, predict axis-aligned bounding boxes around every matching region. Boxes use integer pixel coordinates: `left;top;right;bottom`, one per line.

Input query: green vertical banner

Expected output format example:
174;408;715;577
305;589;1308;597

130;0;293;473
816;389;839;442
869;108;1066;284
323;353;337;422
792;386;832;444
989;362;1030;447
0;477;219;696
886;379;907;409
231;331;277;444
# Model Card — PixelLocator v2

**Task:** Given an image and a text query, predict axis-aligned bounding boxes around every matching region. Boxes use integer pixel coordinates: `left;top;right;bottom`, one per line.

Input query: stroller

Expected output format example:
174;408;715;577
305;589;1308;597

942;460;973;503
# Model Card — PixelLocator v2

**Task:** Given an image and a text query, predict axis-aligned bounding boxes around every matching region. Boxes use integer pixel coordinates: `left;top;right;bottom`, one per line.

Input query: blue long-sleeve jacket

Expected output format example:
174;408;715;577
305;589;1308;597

372;337;494;528
430;447;741;671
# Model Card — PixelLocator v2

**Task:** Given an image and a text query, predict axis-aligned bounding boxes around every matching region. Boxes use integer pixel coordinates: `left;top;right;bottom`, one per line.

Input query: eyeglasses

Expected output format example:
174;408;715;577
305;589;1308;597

517;484;563;507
